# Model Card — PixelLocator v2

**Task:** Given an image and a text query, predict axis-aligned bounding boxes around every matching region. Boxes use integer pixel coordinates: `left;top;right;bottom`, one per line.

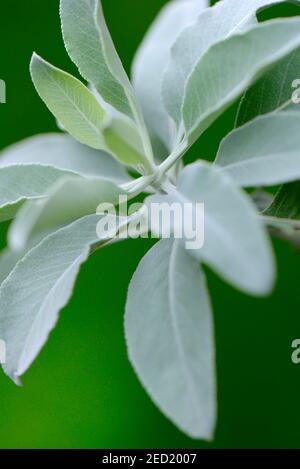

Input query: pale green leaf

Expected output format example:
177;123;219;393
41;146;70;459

9;176;126;251
30;55;149;168
0;133;130;182
0;232;50;286
0;215;102;384
183;18;300;145
60;0;138;120
162;0;297;128
146;162;274;295
125;238;216;440
0;249;25;286
0;164;77;222
132;0;208;156
30;54;108;150
102;115;146;167
216;112;300;187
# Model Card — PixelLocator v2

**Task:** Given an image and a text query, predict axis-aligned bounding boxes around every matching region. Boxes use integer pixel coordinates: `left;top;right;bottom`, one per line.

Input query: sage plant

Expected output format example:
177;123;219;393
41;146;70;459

0;0;300;439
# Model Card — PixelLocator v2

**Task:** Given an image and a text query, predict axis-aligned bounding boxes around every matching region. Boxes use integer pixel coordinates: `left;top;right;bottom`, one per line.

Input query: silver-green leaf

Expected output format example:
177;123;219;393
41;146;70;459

60;0;138;120
30;54;108;150
0;134;130;182
0;215;102;384
132;0;208;155
183;18;300;145
146;162;274;295
0;164;77;222
125;238;216;440
216;112;300;187
162;0;298;128
9;176;126;251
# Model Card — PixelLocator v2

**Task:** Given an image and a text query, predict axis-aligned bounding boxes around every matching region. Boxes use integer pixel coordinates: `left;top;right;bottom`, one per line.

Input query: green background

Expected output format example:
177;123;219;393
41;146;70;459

0;0;300;449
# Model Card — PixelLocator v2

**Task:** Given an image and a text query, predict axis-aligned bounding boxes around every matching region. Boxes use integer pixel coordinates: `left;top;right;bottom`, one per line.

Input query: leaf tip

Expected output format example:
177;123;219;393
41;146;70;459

30;52;40;67
12;373;23;387
2;364;23;387
29;52;43;80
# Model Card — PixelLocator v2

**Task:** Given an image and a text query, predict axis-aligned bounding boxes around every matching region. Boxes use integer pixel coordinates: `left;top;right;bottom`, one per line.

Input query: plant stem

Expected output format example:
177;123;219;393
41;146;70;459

121;174;157;196
122;138;188;197
260;214;300;250
158;140;189;178
129;91;156;176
